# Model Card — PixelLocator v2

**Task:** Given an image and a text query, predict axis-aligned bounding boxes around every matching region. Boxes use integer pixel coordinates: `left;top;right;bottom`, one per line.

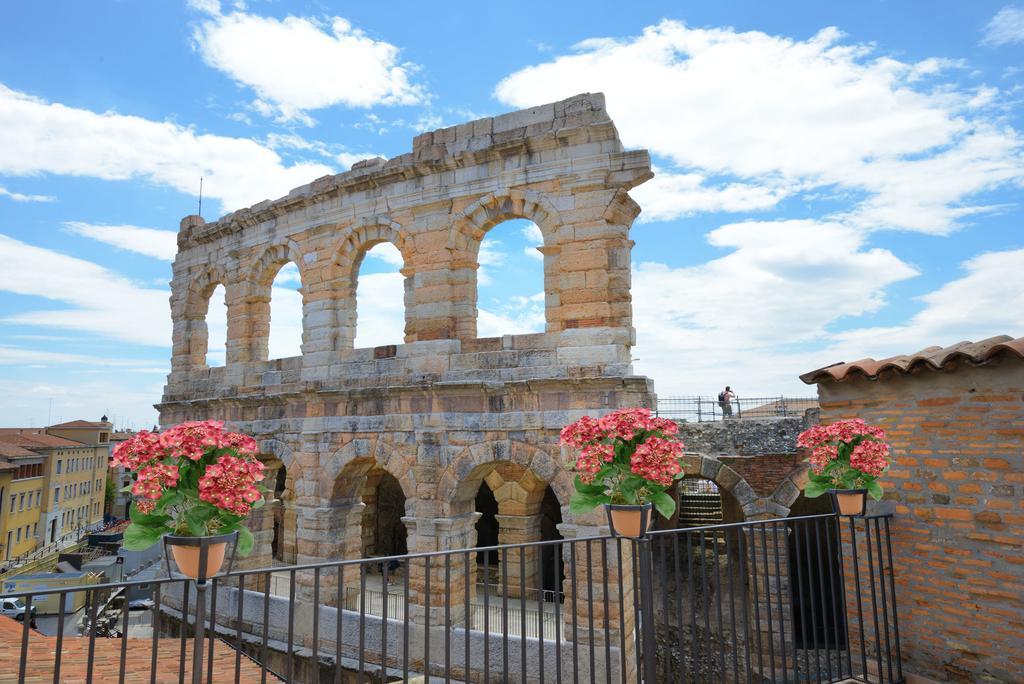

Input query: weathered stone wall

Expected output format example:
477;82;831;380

157;95;652;639
812;358;1024;683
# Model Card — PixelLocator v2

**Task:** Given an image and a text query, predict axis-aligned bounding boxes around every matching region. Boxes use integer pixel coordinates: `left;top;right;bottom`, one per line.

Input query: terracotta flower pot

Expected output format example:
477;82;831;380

166;533;235;580
829;489;868;517
605;503;654;538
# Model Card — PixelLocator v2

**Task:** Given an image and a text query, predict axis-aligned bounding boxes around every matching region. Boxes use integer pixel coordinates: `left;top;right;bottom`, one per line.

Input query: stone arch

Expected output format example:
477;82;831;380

451;190;564;252
769;463;810;515
241;240;310;362
321;438;417;508
330;216;414;348
440;440;571;516
174;266;229;369
681;453;764;521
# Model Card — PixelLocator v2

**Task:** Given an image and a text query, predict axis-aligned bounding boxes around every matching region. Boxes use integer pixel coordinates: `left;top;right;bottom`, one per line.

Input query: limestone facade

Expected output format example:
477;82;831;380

158;93;655;616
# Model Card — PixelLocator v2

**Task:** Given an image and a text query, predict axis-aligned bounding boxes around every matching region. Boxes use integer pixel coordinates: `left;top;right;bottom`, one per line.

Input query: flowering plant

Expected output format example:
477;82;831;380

111;420;267;555
561;408;686;518
797;419;891;501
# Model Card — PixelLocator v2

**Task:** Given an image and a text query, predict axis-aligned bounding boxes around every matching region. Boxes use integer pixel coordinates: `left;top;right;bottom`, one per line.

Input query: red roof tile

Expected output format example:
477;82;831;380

0;429;88;448
49;420;112;428
800;335;1024;384
0;442;41;459
0;615;280;682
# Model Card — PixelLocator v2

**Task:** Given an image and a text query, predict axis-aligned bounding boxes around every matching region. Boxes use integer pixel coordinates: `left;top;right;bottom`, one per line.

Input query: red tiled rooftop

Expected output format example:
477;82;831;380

0;441;42;459
49;420;112;428
0;429;89;449
0;616;279;683
800;334;1024;384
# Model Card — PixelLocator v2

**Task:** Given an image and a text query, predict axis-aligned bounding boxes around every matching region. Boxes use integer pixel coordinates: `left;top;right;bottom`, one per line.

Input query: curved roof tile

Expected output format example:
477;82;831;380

800;335;1024;384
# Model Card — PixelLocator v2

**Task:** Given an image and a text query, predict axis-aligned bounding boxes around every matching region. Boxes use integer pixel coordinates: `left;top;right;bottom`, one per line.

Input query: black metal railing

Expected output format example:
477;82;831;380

655;395;819;422
3;513;901;683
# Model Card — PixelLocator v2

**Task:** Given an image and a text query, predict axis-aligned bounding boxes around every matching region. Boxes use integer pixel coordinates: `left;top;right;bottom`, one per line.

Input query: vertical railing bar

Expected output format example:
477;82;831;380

771;522;788;682
179;582;190;684
863;519;885;684
54;590;67;684
484;548;491;682
152;584;163;684
655;535;669;682
206;578;219;684
823;516;844;680
444;553;452;684
793;520;810;682
601;539;612;684
715;529;726;682
570;541;579;683
260;574;270;684
586;539;596;684
759;524;776;680
555;540;564;684
359;563;367;679
671;534;685;683
382;561;390;680
631;538;642;684
813;518;833;683
832;516;853;679
86;588;99;684
737;527;752;684
18;593;31;683
803;518;822;682
726;528;739;684
501;547;509;680
883;517;903;682
537;546;545;684
119;587;131;684
686;530;699;681
425;555;432;684
335;565;344;684
873;518;895;684
520;547;528;684
234;576;244;684
464;551;471;684
848;518;869;680
403;558;411;683
312;568;320;676
700;529;712;679
747;525;763;680
880;518;905;679
615;539;626;684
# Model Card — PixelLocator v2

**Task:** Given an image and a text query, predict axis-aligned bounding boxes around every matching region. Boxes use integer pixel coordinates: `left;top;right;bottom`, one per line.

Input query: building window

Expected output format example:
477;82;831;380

18;493;24;511
54;488;59;503
16;528;20;542
33;523;37;537
8;495;13;513
57;460;63;474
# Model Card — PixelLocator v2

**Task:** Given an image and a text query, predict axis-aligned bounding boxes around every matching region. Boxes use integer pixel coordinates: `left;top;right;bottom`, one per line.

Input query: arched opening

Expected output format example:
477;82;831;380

361;469;408;558
205;283;227;367
267;262;303;360
475;482;499;567
475;219;545;338
271;466;287;563
354;242;405;348
539;485;565;600
787;494;848;651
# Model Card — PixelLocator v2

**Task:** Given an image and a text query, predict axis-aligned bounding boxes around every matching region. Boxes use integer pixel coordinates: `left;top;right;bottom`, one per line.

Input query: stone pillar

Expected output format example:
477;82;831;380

495;513;543;598
290;502;364;606
403;512;480;626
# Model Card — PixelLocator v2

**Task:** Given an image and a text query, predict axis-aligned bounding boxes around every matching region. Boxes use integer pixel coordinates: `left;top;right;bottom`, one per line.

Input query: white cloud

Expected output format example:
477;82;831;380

982;6;1024;46
630;221;919;394
478;291;546;337
0;233;170;347
0;186;55;203
0;84;333;212
0;345;165;370
354;272;406;348
0;376;163;430
820;248;1024;363
267;264;303;360
64;222;178;261
495;21;1024;233
190;6;426;123
364;242;404;268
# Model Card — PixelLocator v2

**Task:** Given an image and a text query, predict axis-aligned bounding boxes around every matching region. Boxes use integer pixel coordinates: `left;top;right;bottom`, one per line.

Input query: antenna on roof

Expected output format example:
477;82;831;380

198;176;204;217
47;398;53;426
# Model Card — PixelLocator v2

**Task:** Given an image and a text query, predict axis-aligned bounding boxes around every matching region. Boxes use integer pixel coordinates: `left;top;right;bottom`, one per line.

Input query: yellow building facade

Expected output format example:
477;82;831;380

0;451;45;561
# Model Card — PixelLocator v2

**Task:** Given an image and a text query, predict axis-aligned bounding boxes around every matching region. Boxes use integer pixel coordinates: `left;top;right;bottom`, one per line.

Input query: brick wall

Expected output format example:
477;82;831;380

719;453;805;497
814;359;1024;682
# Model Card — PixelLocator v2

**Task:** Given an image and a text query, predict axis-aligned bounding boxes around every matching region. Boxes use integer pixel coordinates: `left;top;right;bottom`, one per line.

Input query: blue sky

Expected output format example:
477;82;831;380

0;1;1021;428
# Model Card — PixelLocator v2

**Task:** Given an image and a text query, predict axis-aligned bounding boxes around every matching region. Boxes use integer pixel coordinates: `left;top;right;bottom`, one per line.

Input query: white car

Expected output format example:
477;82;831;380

0;597;36;621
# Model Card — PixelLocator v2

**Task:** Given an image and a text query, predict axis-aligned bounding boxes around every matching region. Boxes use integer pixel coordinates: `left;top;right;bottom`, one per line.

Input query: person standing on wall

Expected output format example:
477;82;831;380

718;386;736;418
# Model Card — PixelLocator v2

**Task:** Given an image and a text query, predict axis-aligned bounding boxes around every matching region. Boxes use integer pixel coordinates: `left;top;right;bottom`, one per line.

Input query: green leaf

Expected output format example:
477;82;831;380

235;526;254;557
573;475;606;496
129;501;170;526
866;479;884;501
251;497;266;510
569;491;608;515
123;522;167;551
803;480;830;499
650;490;677;519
